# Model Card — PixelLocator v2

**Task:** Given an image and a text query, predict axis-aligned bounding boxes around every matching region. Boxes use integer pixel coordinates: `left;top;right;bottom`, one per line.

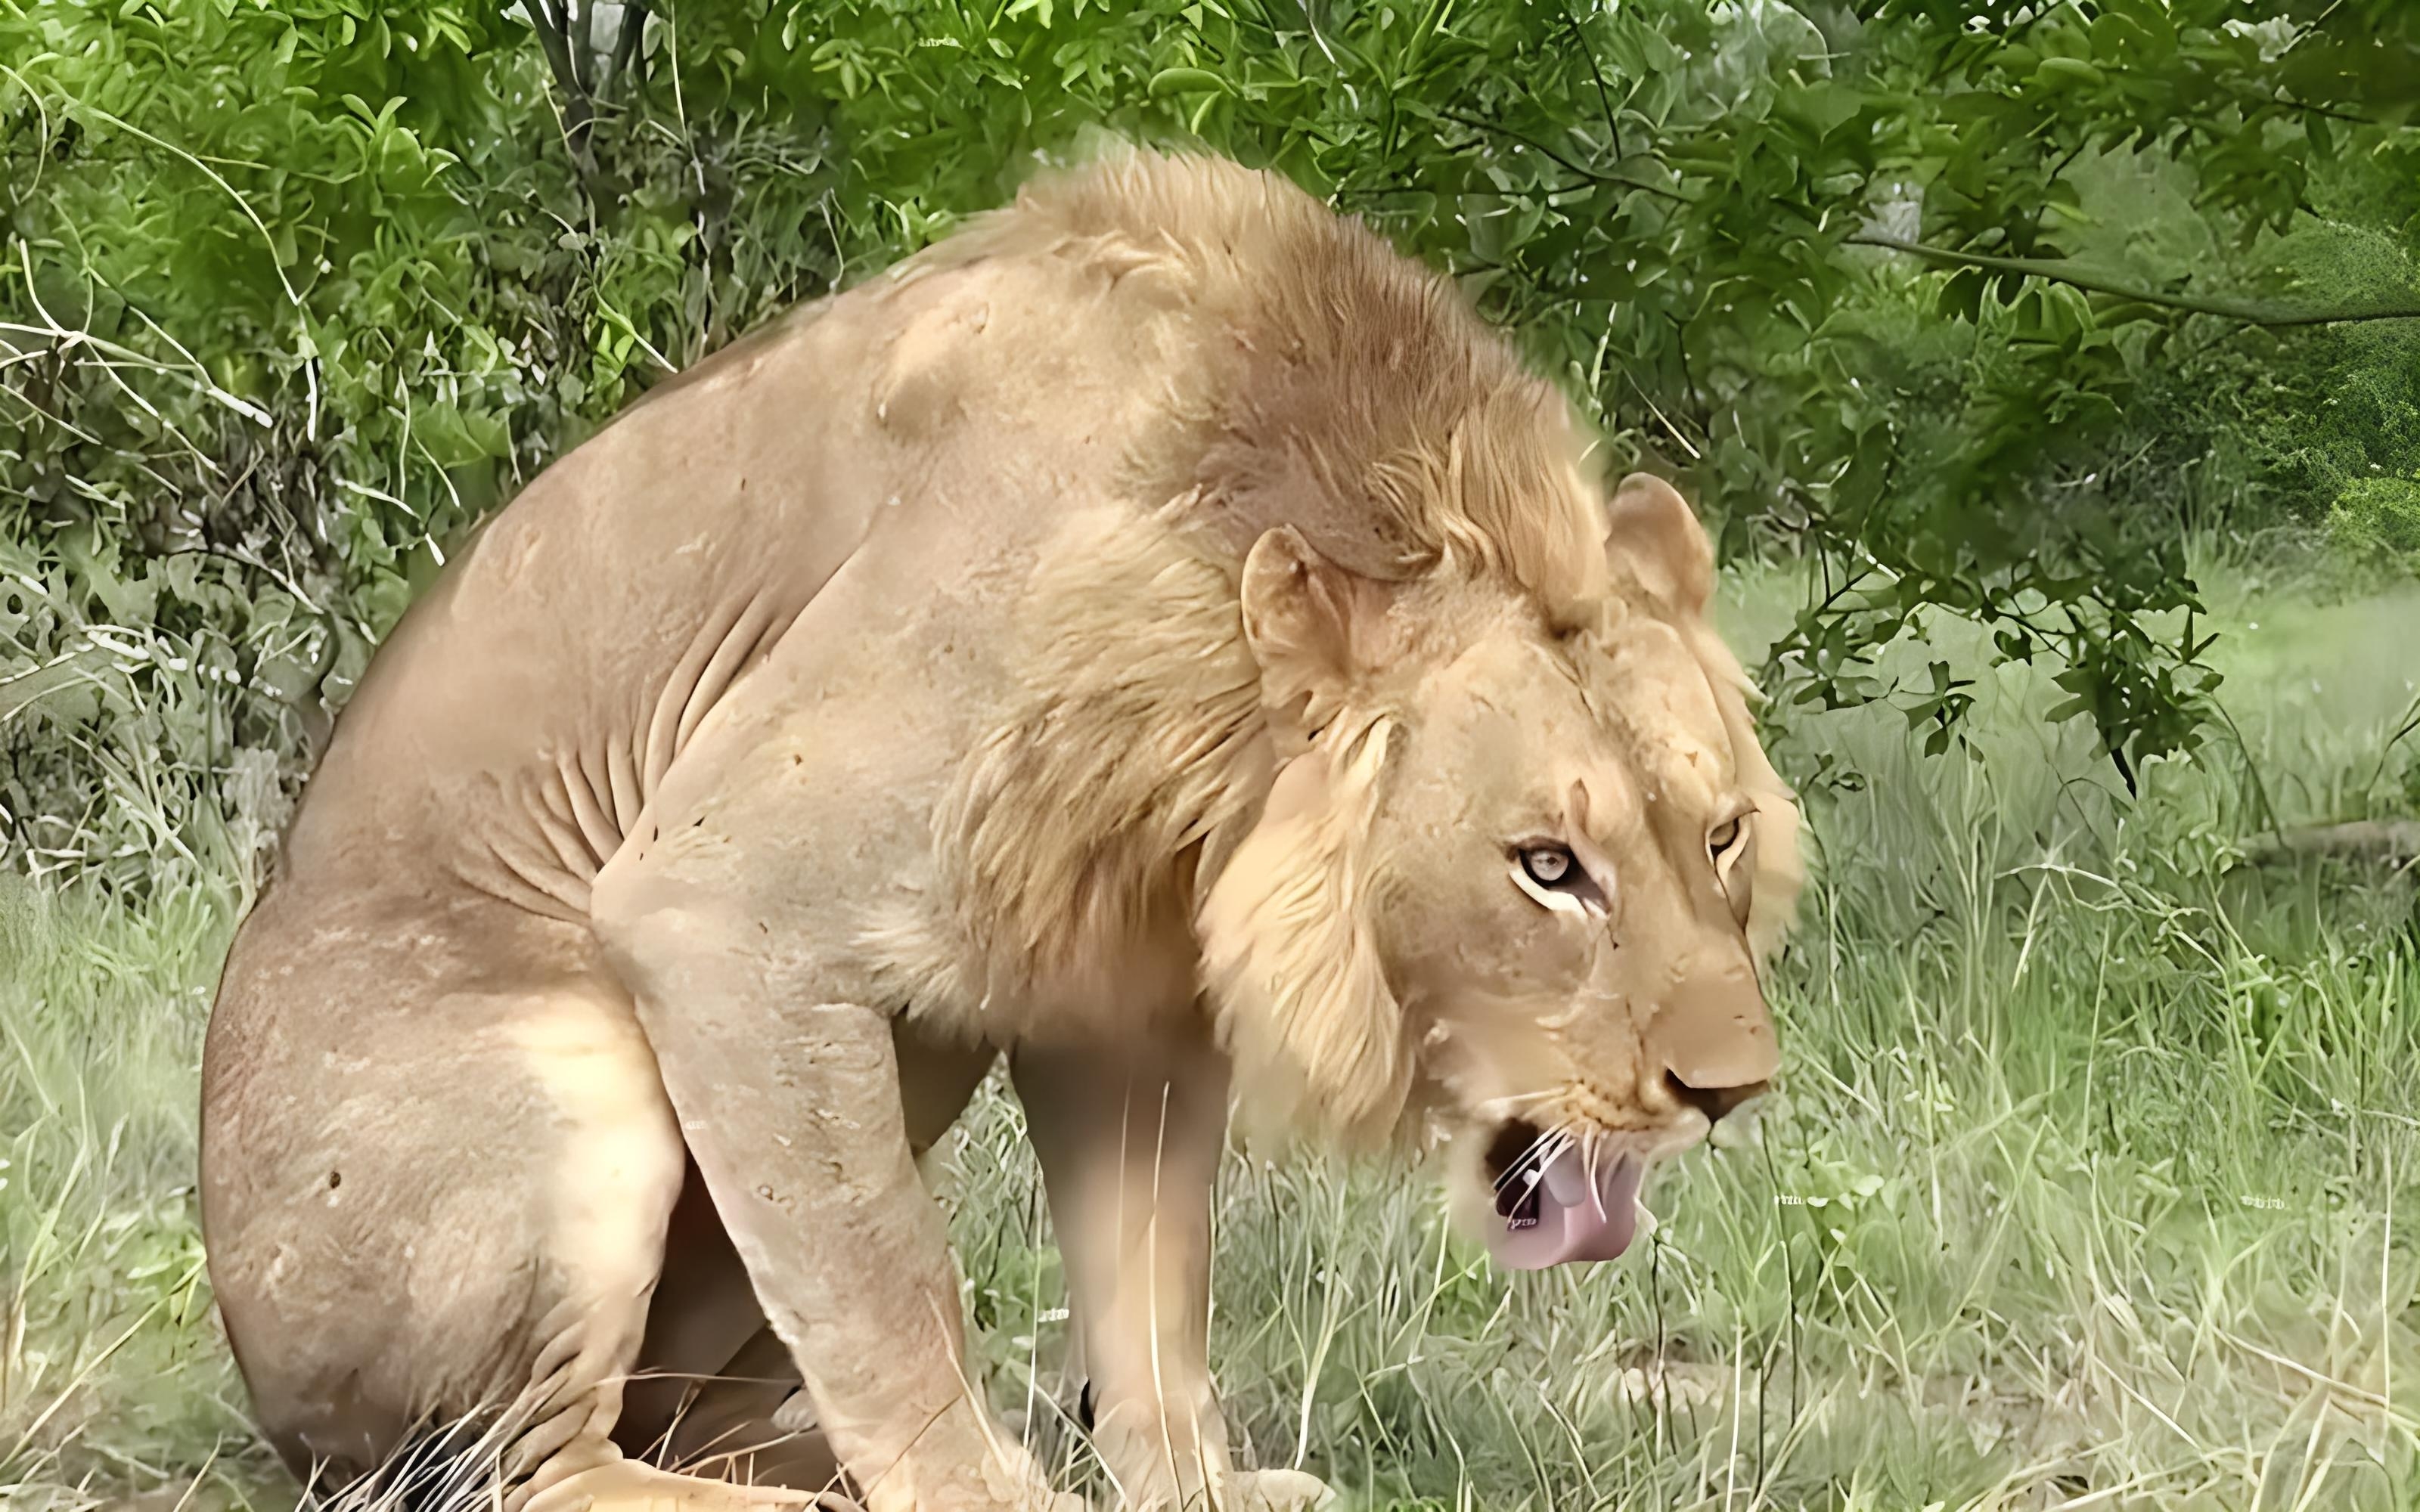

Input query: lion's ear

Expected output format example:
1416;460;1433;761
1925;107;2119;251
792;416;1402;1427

1239;525;1395;748
1603;472;1714;620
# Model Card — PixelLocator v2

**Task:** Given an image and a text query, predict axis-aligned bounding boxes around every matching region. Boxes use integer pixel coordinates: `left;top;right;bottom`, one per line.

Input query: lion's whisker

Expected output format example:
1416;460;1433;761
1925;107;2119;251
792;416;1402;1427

1471;1088;1562;1119
1491;1120;1578;1194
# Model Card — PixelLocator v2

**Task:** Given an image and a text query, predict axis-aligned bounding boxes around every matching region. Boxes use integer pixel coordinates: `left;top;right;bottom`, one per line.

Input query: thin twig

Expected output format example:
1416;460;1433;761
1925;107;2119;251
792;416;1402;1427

1434;108;1686;204
1847;231;2420;327
1559;2;1625;160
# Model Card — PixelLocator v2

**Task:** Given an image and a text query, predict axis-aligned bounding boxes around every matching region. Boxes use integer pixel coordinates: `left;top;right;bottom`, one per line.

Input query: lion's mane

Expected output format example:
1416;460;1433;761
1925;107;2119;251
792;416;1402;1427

855;147;1800;1136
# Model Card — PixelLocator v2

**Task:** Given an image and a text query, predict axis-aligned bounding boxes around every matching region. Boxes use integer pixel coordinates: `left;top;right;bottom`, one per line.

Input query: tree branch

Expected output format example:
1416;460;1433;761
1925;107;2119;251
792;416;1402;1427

2242;819;2420;866
1846;232;2420;327
1433;108;1686;203
1559;2;1625;160
564;1;594;95
524;0;597;170
607;0;650;93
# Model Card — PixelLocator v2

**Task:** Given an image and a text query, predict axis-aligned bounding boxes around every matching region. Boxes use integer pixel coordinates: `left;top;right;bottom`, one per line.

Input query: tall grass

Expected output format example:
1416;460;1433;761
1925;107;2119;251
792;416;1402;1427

0;878;273;1510
5;548;2417;1511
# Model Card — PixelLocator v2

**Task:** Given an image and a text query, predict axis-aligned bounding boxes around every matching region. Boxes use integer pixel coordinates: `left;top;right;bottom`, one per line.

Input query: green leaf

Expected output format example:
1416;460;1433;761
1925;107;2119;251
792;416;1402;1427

1147;66;1229;98
2033;57;2107;89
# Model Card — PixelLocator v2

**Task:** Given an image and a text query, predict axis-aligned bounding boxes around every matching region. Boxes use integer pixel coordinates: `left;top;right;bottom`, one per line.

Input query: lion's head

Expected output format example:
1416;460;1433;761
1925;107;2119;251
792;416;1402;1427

1197;472;1801;1270
896;147;1801;1269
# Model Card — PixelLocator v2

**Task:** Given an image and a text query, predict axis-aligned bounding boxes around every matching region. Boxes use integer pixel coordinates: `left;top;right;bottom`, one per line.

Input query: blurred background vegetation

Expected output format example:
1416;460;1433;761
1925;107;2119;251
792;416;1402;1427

3;3;2418;1510
2;0;2415;903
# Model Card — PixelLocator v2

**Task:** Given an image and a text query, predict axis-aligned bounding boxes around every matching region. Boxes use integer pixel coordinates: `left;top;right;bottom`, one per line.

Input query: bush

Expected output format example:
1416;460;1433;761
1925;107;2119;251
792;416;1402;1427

2324;475;2420;568
5;0;2415;899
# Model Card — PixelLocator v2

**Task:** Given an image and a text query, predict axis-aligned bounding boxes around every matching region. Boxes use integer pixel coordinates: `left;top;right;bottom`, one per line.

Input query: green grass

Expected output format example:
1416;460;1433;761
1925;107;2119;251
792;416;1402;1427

5;547;2417;1512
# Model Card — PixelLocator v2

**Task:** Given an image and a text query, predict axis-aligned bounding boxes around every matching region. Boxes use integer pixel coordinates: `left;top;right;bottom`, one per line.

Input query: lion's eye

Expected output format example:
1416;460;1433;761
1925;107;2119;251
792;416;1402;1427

1520;846;1574;886
1709;810;1755;928
1708;815;1742;858
1510;843;1608;917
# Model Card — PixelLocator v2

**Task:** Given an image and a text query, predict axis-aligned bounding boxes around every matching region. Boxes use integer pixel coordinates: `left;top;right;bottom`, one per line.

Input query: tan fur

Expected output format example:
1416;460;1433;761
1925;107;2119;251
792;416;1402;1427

201;144;1801;1512
863;495;1270;1029
867;148;1690;1058
883;150;1798;1149
1680;621;1807;963
1195;713;1410;1148
915;149;1615;611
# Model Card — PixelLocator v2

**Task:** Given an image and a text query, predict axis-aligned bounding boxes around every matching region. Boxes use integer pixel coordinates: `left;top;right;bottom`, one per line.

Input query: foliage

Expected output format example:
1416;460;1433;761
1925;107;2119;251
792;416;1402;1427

2326;476;2420;569
3;0;2418;896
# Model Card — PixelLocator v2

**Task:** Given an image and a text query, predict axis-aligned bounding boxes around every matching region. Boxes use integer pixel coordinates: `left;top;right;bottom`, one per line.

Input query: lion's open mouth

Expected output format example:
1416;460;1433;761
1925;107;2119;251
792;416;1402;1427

1483;1124;1644;1270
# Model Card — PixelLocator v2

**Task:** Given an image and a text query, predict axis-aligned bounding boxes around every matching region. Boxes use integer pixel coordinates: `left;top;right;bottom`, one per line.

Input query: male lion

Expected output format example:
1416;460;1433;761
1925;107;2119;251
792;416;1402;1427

200;147;1801;1512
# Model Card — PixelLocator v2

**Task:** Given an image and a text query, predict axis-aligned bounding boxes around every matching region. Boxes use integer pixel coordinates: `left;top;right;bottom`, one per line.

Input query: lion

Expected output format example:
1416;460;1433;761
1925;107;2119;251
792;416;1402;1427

198;146;1801;1512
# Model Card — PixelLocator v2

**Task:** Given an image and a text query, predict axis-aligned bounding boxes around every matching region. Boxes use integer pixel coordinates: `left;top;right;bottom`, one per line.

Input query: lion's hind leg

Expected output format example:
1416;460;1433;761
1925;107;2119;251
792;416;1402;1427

203;909;822;1512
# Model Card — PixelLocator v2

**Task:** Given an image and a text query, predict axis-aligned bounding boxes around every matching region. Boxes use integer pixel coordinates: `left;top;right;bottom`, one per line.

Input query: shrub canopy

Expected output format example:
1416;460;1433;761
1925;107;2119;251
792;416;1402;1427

2;0;2415;894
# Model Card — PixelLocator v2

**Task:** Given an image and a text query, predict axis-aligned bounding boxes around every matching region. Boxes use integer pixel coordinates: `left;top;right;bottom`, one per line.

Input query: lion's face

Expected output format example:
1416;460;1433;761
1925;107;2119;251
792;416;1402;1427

1199;473;1800;1271
1370;612;1781;1268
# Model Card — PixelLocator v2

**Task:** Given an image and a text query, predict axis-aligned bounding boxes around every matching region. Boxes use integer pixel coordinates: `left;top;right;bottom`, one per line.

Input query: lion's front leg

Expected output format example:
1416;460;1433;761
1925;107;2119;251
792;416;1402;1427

591;888;1074;1512
1011;1034;1329;1512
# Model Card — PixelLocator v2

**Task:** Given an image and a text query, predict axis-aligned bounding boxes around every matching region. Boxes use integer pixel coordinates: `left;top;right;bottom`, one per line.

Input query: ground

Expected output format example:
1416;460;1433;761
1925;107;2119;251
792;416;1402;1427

4;544;2417;1512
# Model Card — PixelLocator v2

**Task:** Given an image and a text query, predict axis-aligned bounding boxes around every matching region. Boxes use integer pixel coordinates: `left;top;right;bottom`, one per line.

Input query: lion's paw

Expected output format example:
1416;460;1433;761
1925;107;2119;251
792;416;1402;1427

523;1458;826;1512
974;1443;1087;1512
1221;1469;1336;1511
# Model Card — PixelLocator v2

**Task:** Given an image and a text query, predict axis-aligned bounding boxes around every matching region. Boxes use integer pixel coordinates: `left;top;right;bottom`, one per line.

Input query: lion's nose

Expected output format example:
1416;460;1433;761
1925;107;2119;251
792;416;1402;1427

1664;1071;1770;1125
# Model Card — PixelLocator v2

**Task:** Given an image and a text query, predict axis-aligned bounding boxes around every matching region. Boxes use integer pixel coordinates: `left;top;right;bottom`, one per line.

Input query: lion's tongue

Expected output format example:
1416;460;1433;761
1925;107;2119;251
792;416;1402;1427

1488;1151;1643;1271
